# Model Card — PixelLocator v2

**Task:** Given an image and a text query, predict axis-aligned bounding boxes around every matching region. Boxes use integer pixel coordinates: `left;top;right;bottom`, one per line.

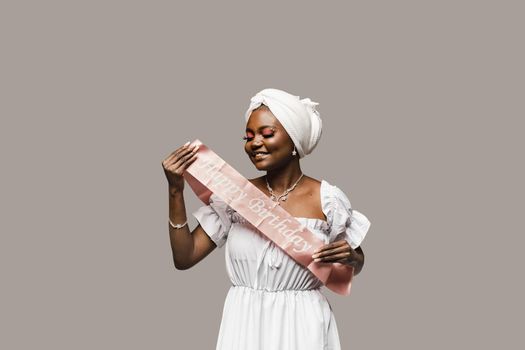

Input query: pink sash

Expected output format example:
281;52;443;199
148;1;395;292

183;139;354;296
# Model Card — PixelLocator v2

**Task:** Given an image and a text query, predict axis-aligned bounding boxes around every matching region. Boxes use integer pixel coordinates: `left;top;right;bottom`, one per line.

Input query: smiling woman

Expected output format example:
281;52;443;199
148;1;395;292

161;88;371;350
244;124;276;161
244;109;296;170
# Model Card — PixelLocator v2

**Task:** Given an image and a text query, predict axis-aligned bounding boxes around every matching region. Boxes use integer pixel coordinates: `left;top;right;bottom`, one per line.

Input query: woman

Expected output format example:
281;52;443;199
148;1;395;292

161;88;371;349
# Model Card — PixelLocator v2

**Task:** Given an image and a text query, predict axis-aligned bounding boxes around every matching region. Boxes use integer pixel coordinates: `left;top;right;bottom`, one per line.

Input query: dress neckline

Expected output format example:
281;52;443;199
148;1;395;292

244;178;329;223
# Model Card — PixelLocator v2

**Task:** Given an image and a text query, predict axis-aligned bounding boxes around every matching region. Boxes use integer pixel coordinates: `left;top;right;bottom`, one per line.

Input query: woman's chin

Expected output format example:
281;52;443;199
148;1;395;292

251;160;271;171
253;162;268;170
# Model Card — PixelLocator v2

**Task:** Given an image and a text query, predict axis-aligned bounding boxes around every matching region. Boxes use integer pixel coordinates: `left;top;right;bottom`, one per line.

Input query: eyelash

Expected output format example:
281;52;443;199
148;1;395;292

242;133;274;141
242;134;273;141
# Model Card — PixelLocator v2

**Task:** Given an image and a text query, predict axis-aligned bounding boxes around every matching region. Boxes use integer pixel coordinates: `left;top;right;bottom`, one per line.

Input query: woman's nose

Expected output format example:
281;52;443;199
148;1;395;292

251;134;265;145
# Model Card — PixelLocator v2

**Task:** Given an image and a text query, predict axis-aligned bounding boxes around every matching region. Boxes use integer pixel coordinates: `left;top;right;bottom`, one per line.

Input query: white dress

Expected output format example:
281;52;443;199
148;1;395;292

192;179;371;350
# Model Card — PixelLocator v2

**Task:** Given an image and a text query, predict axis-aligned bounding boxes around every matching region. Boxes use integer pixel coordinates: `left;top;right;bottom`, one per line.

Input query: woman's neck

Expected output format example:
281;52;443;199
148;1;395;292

265;159;304;193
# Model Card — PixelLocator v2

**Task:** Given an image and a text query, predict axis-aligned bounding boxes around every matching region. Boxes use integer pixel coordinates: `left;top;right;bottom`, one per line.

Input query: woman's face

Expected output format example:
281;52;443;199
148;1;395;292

244;105;296;171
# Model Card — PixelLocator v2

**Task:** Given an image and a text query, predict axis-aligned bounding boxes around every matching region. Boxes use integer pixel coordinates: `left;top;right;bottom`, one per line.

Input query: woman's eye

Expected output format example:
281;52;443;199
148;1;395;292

262;128;275;137
242;129;274;141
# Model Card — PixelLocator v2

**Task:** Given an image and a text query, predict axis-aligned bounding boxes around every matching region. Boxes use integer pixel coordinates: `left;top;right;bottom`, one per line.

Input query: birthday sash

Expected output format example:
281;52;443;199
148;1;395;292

183;139;354;296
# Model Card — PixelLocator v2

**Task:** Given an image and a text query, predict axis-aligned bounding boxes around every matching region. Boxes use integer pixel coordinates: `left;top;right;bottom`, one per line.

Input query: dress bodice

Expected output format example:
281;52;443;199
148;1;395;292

192;179;371;291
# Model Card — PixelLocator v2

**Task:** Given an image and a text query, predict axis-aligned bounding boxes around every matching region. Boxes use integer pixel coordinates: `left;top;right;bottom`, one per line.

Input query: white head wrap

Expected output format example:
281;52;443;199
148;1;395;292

244;88;323;159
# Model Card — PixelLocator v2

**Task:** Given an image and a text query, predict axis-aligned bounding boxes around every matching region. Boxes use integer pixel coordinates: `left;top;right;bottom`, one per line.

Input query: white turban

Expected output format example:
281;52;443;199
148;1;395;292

244;88;323;159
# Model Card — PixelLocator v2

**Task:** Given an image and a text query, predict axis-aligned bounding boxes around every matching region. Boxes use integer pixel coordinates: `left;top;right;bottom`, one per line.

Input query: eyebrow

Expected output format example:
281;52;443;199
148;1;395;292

245;125;276;132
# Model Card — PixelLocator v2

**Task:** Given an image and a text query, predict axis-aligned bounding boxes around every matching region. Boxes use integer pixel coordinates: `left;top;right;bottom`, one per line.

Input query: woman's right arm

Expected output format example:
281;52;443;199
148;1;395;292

162;142;218;270
168;187;218;270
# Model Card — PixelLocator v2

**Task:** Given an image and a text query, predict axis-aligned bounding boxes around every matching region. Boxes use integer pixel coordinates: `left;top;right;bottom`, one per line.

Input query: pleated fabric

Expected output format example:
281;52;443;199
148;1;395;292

192;179;371;350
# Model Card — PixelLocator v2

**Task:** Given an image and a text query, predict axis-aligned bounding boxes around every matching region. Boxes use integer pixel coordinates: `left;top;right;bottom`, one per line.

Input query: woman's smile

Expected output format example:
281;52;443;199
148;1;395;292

244;104;303;173
252;151;270;161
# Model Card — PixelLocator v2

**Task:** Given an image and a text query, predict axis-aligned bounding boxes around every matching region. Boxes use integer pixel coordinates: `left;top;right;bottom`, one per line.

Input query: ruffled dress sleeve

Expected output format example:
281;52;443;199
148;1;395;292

191;193;232;248
324;183;371;249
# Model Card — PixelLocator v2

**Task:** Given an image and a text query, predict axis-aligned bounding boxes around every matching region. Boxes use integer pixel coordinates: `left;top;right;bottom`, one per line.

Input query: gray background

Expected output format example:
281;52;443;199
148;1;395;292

1;0;523;349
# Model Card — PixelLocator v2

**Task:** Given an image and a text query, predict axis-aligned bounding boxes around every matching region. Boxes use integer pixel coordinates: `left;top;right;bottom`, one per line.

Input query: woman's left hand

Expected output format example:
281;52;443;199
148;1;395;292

311;240;364;274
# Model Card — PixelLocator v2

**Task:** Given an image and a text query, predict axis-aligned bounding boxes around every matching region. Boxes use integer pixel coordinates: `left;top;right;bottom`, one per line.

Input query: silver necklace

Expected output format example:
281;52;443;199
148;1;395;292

265;173;304;204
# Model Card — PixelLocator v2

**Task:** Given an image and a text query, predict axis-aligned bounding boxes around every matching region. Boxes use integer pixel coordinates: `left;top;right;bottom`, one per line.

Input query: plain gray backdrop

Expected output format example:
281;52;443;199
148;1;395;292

1;0;523;349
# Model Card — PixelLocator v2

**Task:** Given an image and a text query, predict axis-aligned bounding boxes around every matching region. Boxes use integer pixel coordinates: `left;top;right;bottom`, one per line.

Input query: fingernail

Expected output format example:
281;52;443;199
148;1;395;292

193;144;199;150
184;141;190;147
312;254;318;258
314;258;321;262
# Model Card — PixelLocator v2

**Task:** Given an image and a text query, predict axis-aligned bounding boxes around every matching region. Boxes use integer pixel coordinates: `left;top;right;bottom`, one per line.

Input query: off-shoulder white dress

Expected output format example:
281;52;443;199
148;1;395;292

192;179;371;350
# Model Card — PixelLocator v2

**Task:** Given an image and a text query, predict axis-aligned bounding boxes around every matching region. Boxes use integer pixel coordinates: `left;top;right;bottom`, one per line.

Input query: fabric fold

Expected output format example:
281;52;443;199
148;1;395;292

192;194;231;248
327;185;371;249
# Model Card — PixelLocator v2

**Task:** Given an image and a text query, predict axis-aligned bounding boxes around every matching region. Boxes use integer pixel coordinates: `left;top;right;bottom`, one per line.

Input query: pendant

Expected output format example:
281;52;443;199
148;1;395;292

281;195;287;201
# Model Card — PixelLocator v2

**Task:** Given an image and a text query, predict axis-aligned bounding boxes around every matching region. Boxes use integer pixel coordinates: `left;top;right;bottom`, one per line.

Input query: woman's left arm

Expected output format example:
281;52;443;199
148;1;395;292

311;241;365;275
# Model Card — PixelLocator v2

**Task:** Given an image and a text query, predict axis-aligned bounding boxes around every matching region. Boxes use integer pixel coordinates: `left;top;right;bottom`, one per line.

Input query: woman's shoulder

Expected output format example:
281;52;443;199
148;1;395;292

318;178;350;204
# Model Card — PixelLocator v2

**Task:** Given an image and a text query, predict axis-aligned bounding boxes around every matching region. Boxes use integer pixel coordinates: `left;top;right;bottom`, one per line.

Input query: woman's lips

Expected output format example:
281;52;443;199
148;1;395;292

253;152;270;160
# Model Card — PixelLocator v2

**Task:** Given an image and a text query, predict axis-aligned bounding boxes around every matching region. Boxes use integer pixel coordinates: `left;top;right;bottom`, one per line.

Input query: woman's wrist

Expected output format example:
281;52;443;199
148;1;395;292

169;185;183;197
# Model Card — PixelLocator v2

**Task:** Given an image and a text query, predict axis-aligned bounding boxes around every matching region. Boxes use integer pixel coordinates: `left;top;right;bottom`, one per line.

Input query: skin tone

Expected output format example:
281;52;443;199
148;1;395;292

161;104;364;275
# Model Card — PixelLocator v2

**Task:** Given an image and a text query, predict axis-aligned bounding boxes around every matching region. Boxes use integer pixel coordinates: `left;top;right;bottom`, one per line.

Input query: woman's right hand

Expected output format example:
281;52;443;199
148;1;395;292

161;141;200;192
